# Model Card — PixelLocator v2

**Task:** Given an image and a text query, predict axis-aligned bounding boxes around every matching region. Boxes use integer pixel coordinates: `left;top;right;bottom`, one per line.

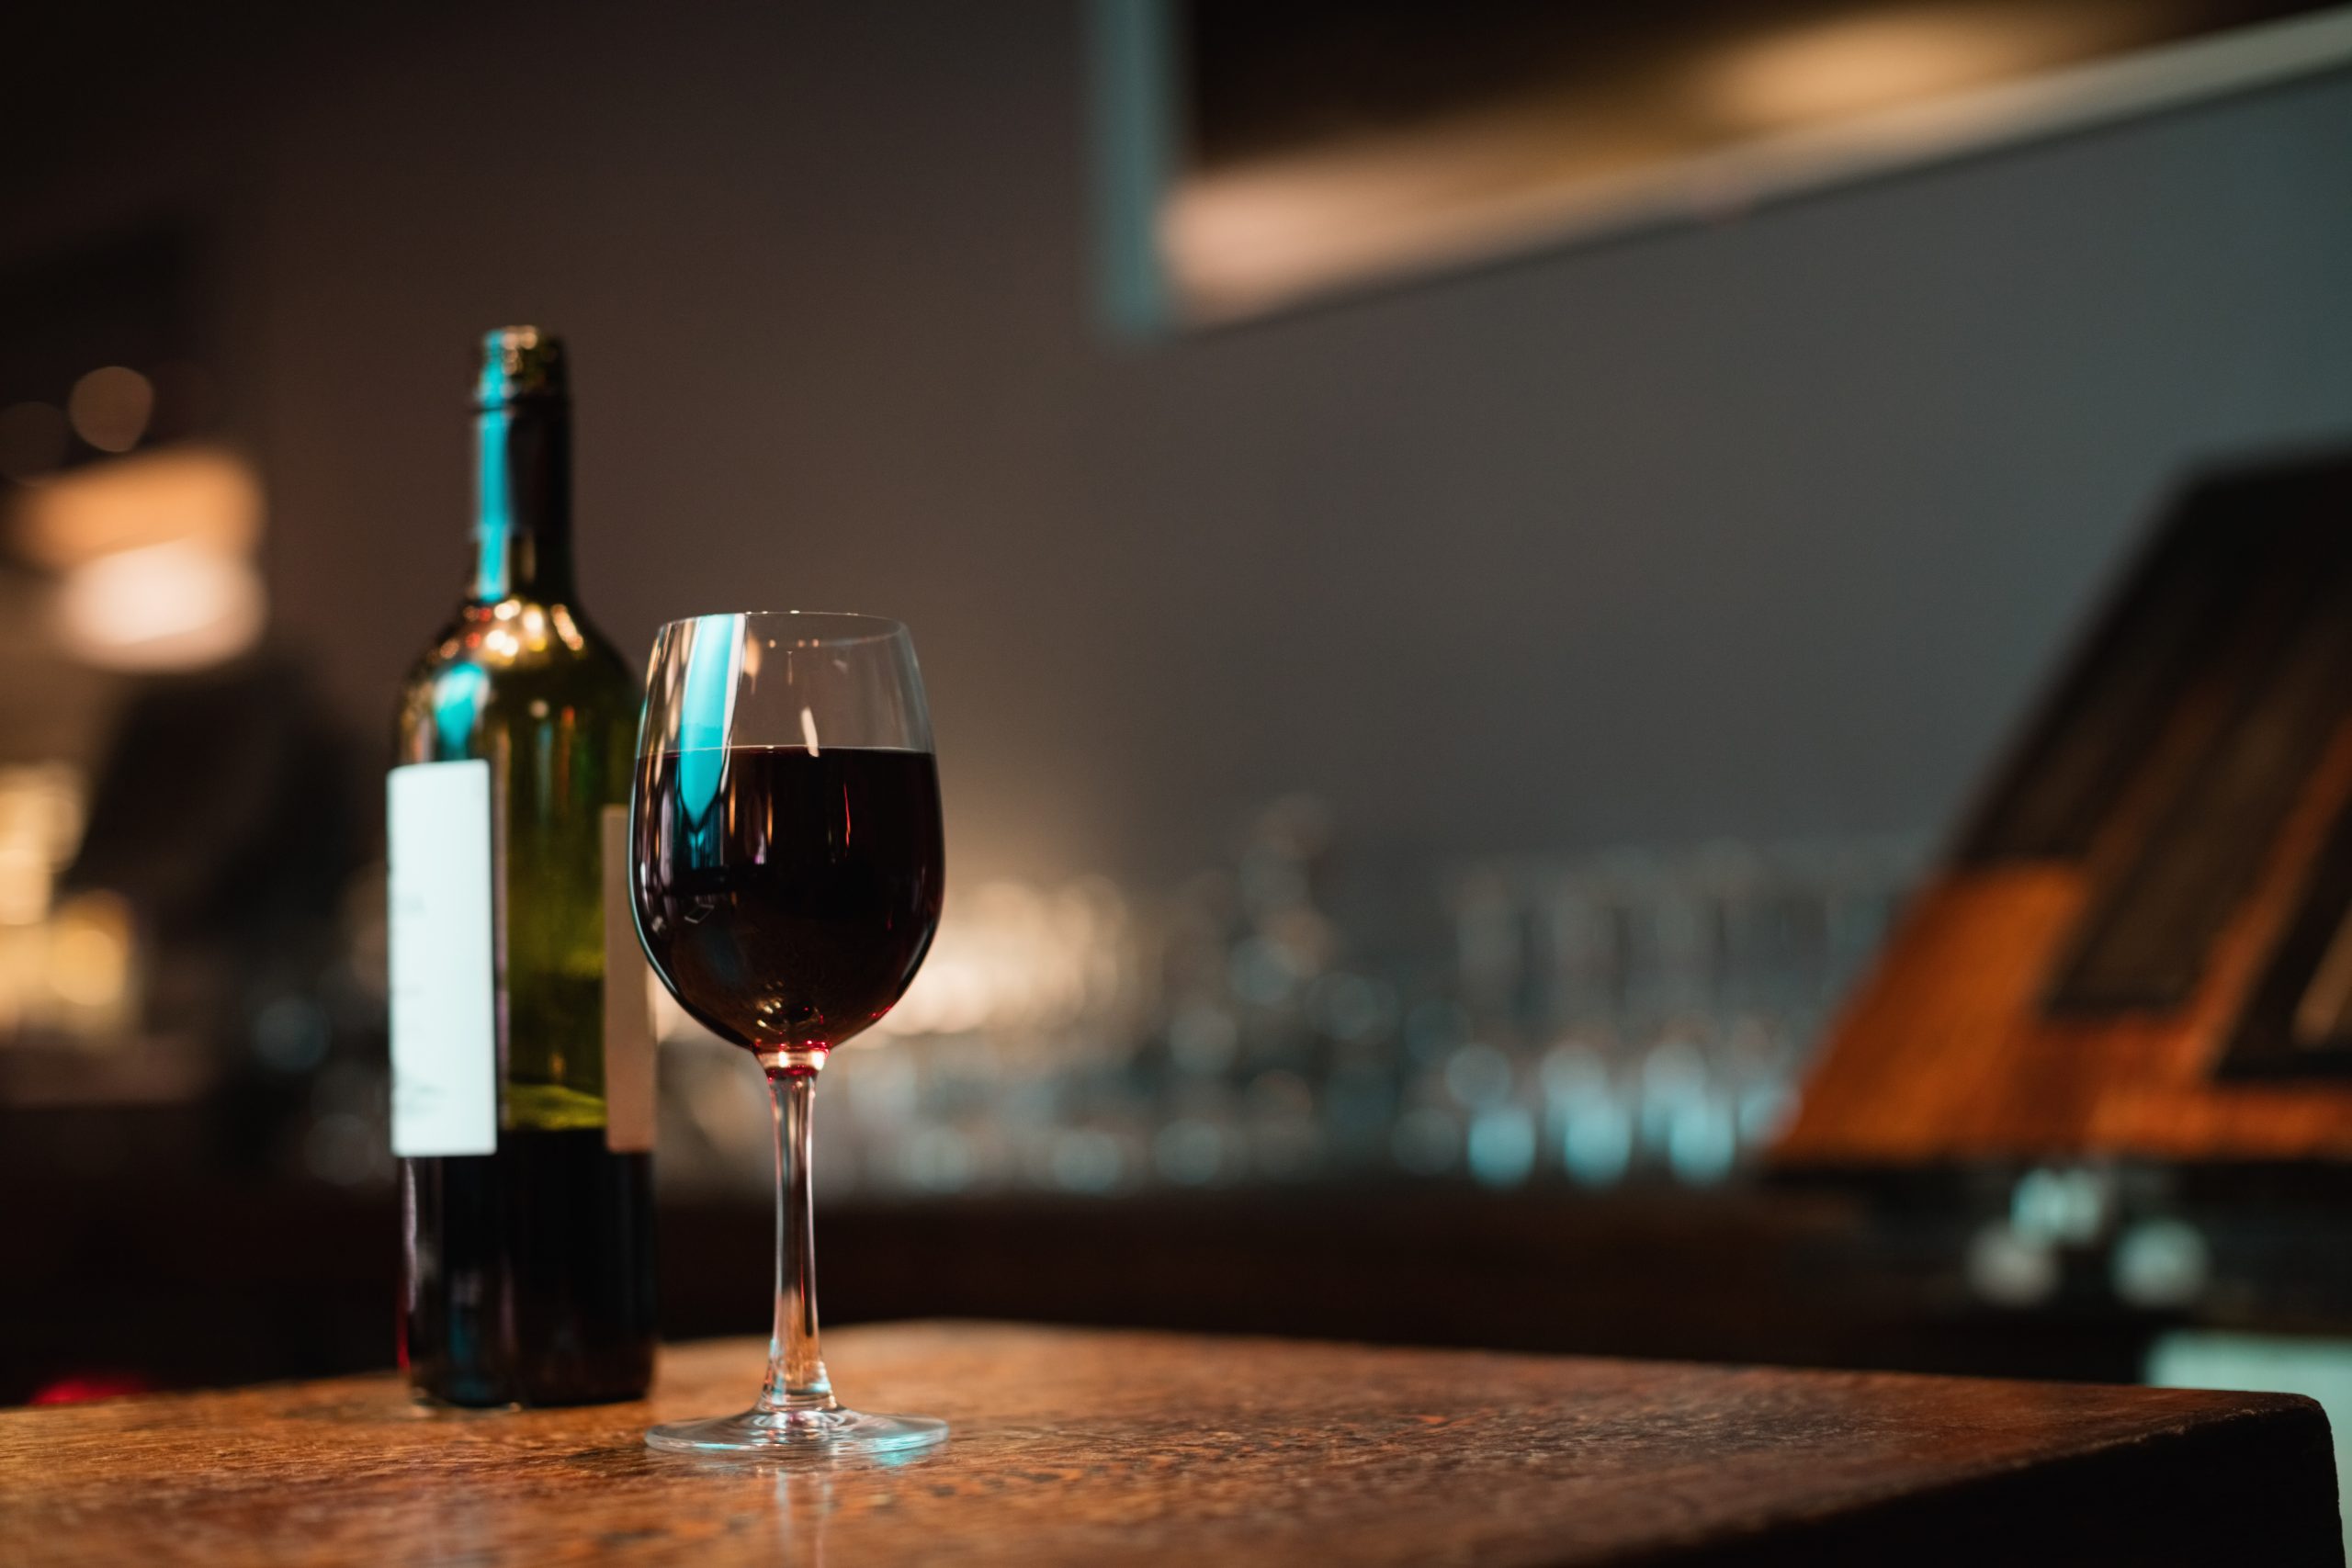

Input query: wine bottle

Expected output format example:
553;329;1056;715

387;327;656;1406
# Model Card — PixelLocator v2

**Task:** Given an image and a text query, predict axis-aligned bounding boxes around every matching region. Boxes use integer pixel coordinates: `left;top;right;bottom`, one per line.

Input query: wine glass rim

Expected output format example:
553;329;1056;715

655;609;910;646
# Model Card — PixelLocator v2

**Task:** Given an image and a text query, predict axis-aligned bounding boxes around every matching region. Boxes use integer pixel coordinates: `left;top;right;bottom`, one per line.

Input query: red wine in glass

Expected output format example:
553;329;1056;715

632;744;944;1058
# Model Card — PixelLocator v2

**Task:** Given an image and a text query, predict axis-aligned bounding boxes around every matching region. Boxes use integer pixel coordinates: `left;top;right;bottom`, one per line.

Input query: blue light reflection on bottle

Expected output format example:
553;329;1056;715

471;407;511;601
431;663;491;757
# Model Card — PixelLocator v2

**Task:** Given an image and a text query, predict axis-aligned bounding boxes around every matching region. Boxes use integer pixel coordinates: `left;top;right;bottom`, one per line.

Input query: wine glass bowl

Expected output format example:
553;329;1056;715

630;611;947;1456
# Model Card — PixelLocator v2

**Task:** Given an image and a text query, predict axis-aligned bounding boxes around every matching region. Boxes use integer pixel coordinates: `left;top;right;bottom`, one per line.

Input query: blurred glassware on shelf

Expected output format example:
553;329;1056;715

642;792;1924;1204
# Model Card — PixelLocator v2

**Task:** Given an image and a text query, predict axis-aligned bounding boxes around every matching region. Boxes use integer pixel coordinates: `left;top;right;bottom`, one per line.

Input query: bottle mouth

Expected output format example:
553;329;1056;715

475;326;567;409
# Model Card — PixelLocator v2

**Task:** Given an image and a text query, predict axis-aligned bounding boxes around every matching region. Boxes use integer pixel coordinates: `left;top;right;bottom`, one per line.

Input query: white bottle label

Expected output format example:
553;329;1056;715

387;761;499;1157
602;803;658;1154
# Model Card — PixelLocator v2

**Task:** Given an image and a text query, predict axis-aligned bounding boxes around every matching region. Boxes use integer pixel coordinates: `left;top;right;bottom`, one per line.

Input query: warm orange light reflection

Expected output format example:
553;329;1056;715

1699;4;2117;130
11;442;262;569
1160;0;2333;321
53;539;266;672
0;764;84;930
0;760;138;1044
869;878;1134;1041
49;893;132;1011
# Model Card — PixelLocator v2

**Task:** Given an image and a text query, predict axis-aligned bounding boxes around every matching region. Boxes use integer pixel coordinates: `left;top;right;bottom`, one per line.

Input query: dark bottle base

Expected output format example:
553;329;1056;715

401;1127;656;1407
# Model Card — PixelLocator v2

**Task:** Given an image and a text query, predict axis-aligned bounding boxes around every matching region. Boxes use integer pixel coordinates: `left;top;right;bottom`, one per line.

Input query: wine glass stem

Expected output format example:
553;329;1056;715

760;1064;836;1412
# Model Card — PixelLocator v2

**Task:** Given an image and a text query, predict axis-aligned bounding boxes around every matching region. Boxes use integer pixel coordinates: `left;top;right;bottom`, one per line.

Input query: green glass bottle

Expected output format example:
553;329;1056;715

387;328;656;1405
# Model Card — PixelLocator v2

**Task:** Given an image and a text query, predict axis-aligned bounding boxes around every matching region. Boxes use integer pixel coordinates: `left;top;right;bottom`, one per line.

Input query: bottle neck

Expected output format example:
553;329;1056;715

472;401;574;602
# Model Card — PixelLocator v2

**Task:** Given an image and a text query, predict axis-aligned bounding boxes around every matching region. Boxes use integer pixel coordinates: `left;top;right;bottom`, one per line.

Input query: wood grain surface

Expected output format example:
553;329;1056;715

0;1322;2337;1566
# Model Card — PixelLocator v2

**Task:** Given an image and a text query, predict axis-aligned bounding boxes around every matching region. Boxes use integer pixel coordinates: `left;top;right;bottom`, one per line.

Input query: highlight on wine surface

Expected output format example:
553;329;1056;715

628;610;950;1457
384;328;658;1409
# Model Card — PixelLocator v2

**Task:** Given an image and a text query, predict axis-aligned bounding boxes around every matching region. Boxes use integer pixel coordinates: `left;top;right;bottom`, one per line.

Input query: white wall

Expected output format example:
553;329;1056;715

13;1;2352;884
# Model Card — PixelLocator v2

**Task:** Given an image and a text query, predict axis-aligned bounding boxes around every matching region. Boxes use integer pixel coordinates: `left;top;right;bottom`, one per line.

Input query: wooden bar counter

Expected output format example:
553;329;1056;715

0;1322;2338;1565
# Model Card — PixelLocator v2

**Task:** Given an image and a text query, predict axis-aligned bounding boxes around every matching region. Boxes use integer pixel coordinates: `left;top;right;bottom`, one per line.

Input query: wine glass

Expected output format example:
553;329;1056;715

630;611;946;1456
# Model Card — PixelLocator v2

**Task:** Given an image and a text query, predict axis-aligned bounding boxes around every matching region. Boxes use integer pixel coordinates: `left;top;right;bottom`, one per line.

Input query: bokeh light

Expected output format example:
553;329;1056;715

54;539;266;671
64;367;155;455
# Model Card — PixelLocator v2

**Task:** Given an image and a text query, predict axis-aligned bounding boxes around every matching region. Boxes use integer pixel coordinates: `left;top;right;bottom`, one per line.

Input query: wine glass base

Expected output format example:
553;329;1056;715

646;1405;948;1458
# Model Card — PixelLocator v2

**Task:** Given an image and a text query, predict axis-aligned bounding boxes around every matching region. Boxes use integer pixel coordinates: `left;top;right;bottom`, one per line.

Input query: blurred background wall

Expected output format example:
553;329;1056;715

10;0;2351;884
